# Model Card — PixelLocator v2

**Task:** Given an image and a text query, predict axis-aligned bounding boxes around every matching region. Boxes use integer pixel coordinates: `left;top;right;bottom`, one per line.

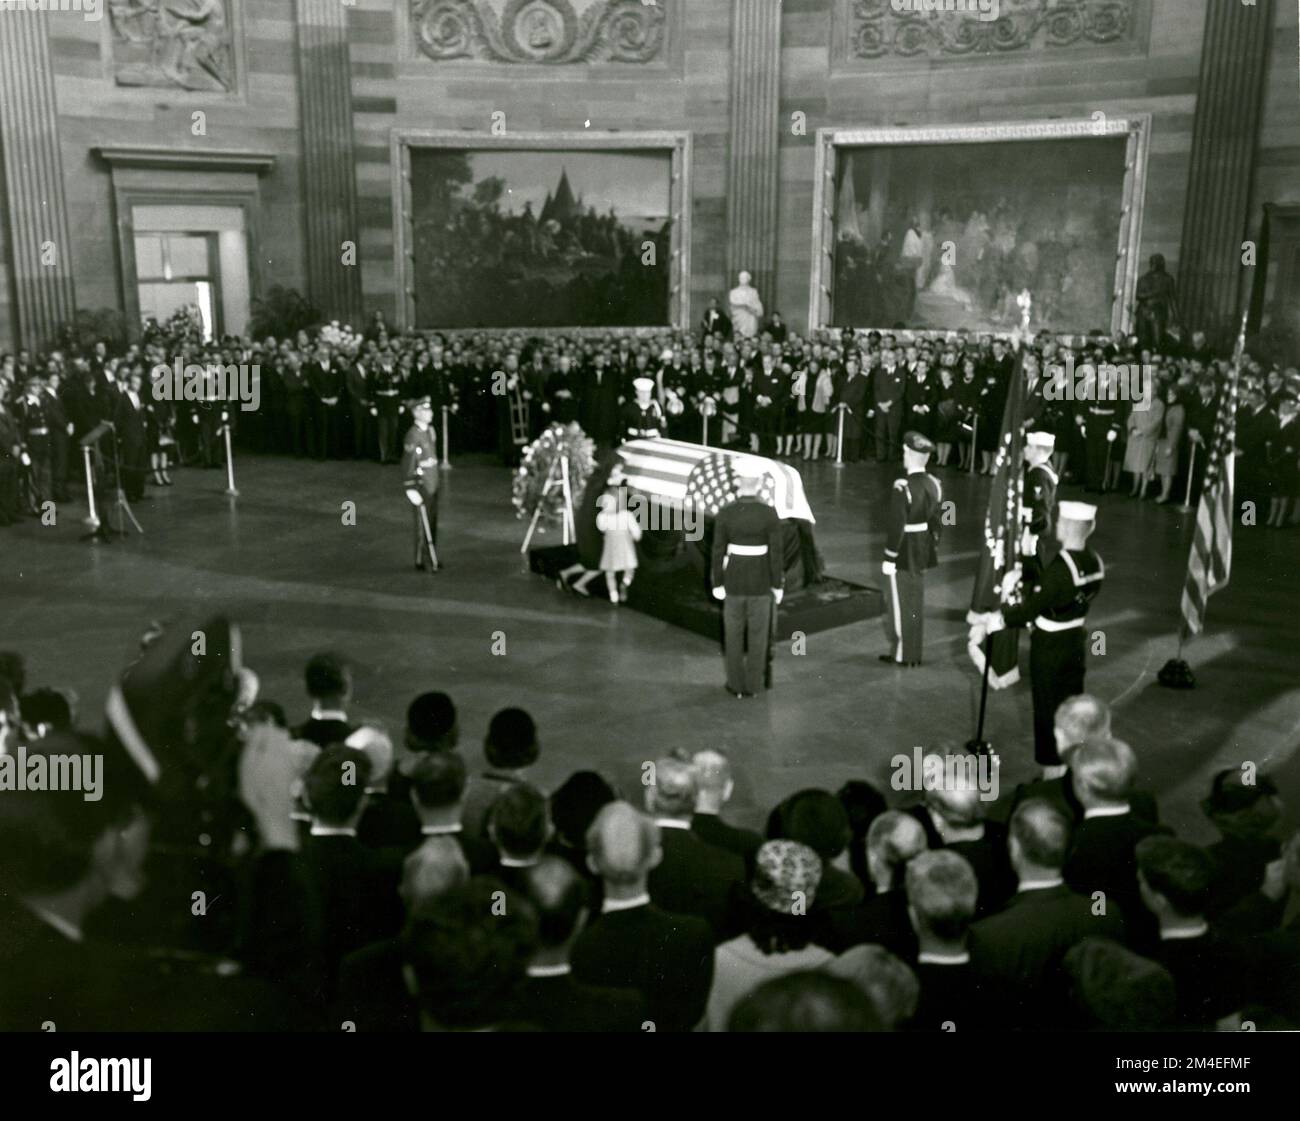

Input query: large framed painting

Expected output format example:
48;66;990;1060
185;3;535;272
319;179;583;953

392;130;691;331
809;116;1151;337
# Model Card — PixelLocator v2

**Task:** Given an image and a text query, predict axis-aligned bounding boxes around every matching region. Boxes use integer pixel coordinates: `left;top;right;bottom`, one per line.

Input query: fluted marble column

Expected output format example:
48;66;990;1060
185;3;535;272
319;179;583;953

726;0;783;306
0;10;76;351
1176;0;1274;345
295;0;363;324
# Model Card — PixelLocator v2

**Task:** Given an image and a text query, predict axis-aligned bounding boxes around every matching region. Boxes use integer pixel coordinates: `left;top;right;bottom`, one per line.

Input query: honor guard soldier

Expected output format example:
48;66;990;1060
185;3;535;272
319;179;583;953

880;431;942;666
622;377;665;440
371;356;403;464
711;459;785;697
401;396;440;571
16;374;53;505
985;500;1104;767
1021;430;1059;581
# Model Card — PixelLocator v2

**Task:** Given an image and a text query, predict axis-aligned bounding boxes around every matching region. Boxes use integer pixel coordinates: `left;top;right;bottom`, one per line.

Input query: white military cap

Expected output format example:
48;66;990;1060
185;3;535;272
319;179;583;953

1058;500;1097;521
633;377;655;393
1026;431;1056;449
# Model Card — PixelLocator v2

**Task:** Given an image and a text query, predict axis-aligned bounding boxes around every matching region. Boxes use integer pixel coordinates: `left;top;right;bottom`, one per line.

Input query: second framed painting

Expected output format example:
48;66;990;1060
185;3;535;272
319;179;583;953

809;116;1152;338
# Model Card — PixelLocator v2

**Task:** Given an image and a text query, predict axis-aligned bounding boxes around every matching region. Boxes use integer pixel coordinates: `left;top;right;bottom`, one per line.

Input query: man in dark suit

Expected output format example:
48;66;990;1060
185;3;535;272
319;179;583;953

399;749;497;874
112;368;151;501
689;748;762;863
486;782;550;892
905;850;996;1031
700;297;732;339
644;757;746;940
301;746;404;1004
825;810;927;957
306;344;344;459
904;769;1013;917
971;800;1125;1029
1136;836;1257;1029
571;802;714;1032
580;350;623;448
872;346;906;461
291;651;355;748
1064;737;1166;938
510;857;648;1031
334;835;469;1032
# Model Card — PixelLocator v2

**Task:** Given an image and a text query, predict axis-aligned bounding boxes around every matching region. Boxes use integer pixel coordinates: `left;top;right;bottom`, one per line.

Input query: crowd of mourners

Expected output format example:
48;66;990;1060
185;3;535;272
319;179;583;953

0;643;1297;1032
1;303;1297;528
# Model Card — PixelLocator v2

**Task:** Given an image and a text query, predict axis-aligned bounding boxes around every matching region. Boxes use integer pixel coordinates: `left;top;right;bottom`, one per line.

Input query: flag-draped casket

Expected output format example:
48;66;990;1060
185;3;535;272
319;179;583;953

574;438;824;591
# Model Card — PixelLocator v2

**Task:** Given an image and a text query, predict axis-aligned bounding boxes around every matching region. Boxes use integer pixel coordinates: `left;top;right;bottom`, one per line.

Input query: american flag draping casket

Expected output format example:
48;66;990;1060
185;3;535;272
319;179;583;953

614;438;816;524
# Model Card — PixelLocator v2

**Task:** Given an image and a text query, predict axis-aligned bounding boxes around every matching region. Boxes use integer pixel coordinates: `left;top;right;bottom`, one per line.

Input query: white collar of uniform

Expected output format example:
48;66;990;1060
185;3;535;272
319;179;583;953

526;963;571;978
917;950;969;965
25;902;83;943
602;892;651;913
906;468;926;476
310;824;357;837
421;823;462;835
310;707;348;722
499;855;540;868
1160;920;1209;941
653;817;691;829
1083;803;1130;819
1017;876;1064;892
1040;465;1059;485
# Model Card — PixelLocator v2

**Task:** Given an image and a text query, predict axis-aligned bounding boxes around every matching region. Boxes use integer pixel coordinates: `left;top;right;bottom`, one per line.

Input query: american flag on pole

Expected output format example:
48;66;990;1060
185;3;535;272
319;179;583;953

615;438;816;522
967;339;1027;688
1180;314;1246;635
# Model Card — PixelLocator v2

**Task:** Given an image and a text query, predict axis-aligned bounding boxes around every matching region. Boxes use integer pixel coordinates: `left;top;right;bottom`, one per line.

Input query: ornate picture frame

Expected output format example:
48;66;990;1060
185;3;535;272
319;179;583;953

807;115;1152;338
391;129;693;331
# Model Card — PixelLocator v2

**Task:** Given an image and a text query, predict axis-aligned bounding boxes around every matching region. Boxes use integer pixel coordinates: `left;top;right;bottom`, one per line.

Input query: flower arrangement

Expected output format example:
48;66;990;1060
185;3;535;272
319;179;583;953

319;320;362;357
512;421;597;526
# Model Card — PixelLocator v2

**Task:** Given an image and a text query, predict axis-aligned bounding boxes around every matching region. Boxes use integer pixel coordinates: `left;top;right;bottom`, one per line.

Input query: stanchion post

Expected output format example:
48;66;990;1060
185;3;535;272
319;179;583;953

441;405;452;469
833;404;848;469
222;420;239;497
82;446;99;528
1181;439;1197;511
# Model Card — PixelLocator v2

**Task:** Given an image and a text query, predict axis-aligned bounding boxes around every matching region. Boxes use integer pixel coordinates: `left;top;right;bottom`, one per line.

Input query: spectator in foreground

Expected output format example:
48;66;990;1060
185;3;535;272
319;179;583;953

823;943;919;1030
905;849;989;1031
401;877;538;1031
510;857;648;1032
292;652;354;748
1063;937;1176;1031
728;971;881;1032
570;802;714;1032
705;840;833;1030
462;707;540;836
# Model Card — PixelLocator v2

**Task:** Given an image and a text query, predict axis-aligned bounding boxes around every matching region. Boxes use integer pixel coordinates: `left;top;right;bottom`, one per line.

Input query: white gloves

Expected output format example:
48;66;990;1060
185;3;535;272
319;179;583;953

712;586;726;601
881;560;897;576
773;588;784;605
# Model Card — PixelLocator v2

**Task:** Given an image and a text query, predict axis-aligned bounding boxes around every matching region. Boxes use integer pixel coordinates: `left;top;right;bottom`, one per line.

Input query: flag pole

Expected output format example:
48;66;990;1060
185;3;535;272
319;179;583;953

1160;306;1249;690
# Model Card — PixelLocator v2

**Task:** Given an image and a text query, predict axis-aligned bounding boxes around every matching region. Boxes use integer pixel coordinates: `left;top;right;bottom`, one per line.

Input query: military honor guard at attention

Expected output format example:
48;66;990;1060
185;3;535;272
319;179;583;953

1022;429;1059;580
983;500;1104;767
401;395;440;572
622;376;666;440
880;431;943;667
711;459;785;698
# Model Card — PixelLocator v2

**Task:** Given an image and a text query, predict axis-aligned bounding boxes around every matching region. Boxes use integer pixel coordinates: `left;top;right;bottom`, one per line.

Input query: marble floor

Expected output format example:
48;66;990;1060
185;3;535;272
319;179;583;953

3;450;1298;842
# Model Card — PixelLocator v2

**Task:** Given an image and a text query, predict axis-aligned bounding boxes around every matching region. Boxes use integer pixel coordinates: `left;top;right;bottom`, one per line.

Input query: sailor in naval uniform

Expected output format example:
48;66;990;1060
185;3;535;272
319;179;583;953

621;377;666;441
985;500;1104;768
401;395;440;571
880;430;943;666
1021;430;1059;582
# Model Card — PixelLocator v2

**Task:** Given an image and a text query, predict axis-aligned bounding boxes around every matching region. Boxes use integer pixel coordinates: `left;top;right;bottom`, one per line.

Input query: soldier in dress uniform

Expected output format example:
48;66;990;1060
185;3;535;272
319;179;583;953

401;396;440;572
371;354;403;464
1021;430;1059;581
879;431;943;667
984;500;1104;767
711;459;785;697
15;374;53;506
622;377;665;440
